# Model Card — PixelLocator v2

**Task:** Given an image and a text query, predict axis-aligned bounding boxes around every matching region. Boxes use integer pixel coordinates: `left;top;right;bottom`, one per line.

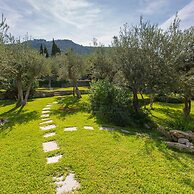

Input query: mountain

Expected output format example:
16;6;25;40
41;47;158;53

27;39;95;55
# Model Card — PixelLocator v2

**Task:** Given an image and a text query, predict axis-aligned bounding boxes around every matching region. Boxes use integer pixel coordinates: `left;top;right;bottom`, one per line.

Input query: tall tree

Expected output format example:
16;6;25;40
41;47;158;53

44;46;49;58
39;44;43;55
51;39;61;56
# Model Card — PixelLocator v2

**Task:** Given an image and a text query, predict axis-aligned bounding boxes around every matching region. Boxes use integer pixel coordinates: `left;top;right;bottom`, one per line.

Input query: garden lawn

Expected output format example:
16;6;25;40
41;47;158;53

0;95;194;193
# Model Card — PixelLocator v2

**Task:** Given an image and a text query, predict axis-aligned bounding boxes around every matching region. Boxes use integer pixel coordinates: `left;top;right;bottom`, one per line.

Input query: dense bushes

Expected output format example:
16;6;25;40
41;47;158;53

89;81;132;126
89;81;151;127
155;94;184;103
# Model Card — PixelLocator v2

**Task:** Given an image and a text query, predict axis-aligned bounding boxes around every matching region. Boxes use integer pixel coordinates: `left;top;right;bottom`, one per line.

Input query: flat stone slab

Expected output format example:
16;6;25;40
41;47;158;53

42;110;50;114
42;107;50;111
47;155;62;164
42;141;59;152
40;124;56;131
121;129;130;134
53;101;58;104
64;127;77;131
54;173;80;194
84;126;94;130
41;118;51;121
100;126;115;131
41;114;49;118
44;132;56;138
46;104;52;107
40;120;53;125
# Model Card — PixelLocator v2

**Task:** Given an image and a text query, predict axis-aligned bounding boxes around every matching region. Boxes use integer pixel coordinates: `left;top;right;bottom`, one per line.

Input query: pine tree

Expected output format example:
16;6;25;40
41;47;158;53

51;39;61;56
44;46;49;58
39;44;43;55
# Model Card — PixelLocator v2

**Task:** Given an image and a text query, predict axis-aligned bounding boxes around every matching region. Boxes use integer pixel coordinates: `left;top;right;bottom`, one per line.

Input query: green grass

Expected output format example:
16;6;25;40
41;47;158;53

0;96;194;193
149;101;194;130
37;86;89;92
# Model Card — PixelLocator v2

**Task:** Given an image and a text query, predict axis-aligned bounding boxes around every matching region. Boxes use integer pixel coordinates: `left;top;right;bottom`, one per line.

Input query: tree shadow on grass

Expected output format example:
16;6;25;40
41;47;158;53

52;96;90;119
0;99;16;107
0;105;39;136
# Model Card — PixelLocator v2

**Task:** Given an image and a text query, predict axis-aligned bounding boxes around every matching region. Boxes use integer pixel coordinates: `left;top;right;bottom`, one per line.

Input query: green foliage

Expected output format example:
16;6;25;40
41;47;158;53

90;80;133;126
51;39;61;56
39;43;43;55
165;116;194;132
155;93;184;103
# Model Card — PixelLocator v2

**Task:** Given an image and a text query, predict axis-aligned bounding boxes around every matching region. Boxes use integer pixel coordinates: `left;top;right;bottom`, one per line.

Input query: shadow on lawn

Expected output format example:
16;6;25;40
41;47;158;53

52;96;90;119
0;105;39;136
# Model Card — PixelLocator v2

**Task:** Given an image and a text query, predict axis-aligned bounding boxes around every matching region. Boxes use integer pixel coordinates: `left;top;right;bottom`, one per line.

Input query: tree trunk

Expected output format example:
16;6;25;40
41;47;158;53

183;95;191;118
16;78;24;107
75;86;82;98
72;80;81;98
132;89;140;113
149;94;155;110
48;77;52;89
23;82;33;106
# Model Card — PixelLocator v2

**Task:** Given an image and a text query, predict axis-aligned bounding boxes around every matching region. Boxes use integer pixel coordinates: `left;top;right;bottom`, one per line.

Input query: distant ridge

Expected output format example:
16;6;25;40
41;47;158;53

27;39;95;55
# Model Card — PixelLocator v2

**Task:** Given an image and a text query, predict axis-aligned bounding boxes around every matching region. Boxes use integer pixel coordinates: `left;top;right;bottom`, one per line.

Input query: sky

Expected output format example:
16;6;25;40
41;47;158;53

0;0;194;46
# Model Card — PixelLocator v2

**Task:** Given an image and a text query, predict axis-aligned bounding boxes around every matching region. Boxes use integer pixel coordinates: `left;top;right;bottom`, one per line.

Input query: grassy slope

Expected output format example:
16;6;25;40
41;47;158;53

0;96;194;193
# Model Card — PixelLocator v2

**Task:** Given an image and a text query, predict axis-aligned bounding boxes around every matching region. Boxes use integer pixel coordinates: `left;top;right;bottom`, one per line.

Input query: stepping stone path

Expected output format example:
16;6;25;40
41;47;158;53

40;120;53;125
84;126;94;130
64;127;77;131
40;124;56;131
42;141;59;152
43;107;50;111
42;110;50;114
121;129;130;134
41;114;49;118
41;118;51;121
39;102;80;193
100;126;115;131
47;155;62;164
54;173;80;194
44;132;56;138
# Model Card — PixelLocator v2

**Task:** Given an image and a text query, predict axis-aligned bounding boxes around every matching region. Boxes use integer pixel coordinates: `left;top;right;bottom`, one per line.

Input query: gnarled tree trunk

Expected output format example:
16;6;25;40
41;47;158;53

183;95;191;118
132;89;139;113
16;77;24;107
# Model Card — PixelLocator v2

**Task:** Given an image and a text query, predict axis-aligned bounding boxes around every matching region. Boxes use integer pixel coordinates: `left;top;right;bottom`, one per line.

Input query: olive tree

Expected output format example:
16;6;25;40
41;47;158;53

3;42;47;106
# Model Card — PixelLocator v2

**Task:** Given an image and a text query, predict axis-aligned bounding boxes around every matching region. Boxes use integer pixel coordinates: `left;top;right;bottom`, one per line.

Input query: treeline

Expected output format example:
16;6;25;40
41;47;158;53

0;14;194;119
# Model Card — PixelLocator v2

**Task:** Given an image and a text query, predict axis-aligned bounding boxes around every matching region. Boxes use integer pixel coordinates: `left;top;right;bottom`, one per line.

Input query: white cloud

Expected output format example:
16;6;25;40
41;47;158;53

160;0;194;30
139;0;169;15
25;0;101;29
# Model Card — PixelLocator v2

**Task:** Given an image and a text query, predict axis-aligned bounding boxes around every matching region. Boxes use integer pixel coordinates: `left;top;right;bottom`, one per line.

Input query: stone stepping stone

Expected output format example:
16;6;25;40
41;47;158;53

40;120;53;125
40;124;56;131
42;110;50;114
42;107;50;111
44;132;56;138
41;118;51;121
47;154;62;164
84;126;94;130
41;114;49;118
54;173;80;194
100;126;115;131
121;129;130;134
64;127;77;131
53;101;58;104
46;104;52;107
42;141;59;152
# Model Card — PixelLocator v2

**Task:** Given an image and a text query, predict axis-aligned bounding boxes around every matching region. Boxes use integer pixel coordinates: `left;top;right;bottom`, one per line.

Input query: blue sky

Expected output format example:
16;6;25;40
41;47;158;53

0;0;194;45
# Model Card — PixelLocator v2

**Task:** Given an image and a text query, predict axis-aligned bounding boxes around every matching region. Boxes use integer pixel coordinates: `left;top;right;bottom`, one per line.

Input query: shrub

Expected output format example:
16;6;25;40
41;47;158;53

155;93;184;103
90;81;152;127
165;117;194;132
